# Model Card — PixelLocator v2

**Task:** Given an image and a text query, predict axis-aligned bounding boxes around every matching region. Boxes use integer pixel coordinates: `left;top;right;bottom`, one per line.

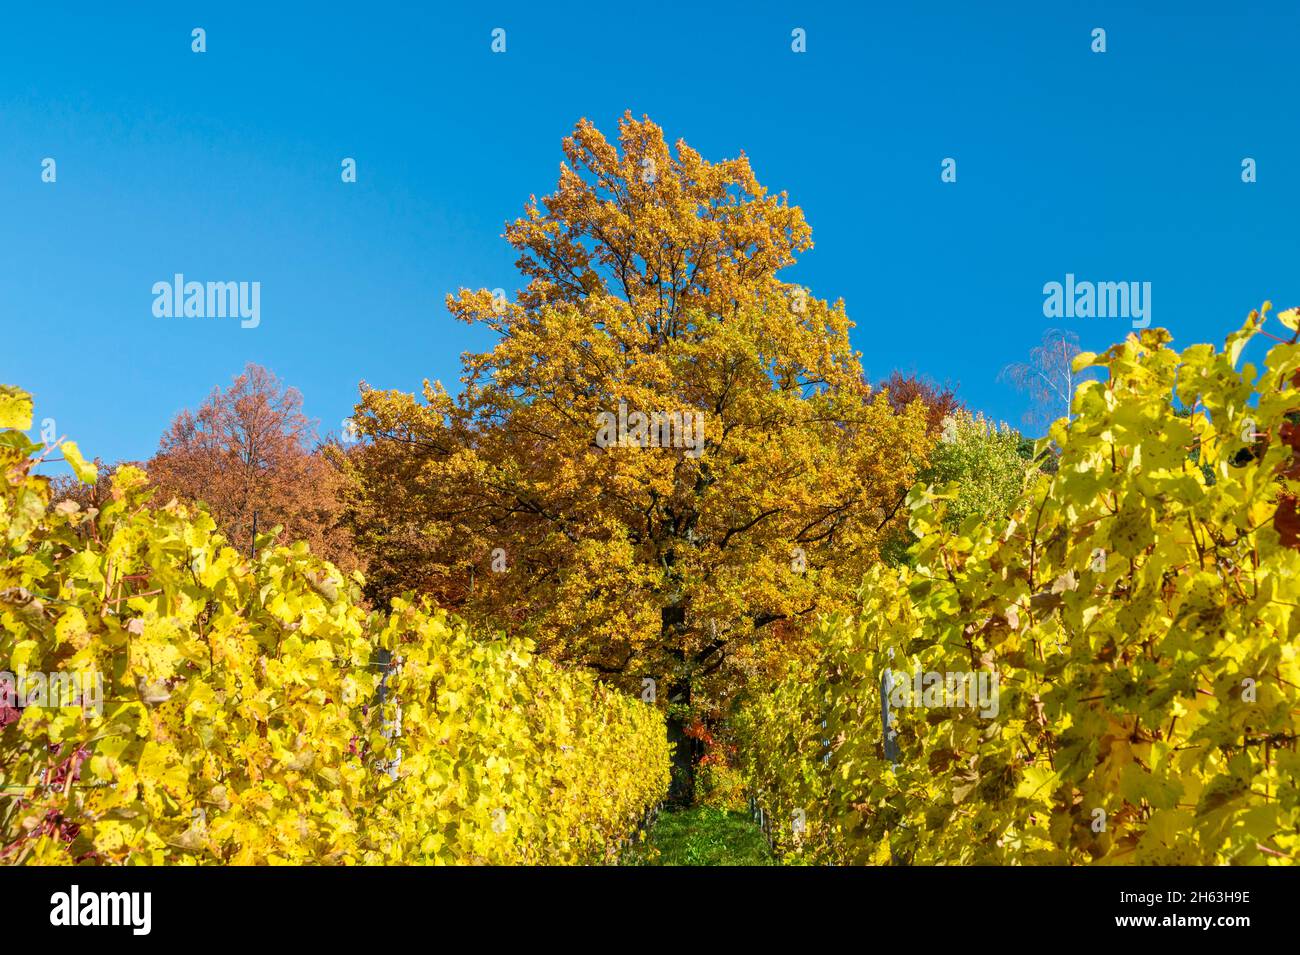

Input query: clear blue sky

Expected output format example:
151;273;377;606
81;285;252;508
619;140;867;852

3;1;1298;463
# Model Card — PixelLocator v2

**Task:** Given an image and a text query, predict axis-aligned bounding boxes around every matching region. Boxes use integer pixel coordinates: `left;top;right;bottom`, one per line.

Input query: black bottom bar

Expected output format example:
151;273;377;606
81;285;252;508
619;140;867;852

3;865;1284;943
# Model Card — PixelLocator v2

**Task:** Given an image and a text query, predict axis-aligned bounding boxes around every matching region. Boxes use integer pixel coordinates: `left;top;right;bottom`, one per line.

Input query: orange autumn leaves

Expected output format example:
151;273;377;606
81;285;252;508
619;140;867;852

341;114;934;708
147;364;359;573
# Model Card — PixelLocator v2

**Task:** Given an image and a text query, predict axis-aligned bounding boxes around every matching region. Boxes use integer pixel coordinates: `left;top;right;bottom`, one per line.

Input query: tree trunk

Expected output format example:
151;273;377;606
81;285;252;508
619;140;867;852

665;676;707;805
661;603;698;805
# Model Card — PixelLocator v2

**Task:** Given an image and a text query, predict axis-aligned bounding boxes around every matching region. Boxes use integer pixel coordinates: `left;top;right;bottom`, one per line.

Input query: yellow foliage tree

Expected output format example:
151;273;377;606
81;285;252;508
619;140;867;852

341;115;932;791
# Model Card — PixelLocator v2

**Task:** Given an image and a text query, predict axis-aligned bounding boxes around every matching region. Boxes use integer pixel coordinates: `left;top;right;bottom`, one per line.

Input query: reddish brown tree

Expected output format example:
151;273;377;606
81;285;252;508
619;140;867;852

876;371;963;435
146;364;358;571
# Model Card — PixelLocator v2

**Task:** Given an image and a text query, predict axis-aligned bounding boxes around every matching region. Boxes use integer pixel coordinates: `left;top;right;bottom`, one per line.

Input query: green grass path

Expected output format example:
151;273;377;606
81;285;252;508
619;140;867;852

623;806;776;866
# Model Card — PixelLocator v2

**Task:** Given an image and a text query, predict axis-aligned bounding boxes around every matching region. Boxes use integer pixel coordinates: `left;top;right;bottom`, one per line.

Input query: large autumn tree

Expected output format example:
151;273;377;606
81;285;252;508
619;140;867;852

342;114;931;787
147;364;358;571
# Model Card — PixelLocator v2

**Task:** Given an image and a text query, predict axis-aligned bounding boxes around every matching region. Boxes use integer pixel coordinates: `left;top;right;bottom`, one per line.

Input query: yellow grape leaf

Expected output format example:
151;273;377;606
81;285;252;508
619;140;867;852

60;440;98;484
0;386;33;430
